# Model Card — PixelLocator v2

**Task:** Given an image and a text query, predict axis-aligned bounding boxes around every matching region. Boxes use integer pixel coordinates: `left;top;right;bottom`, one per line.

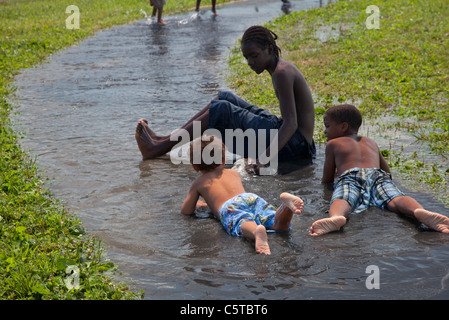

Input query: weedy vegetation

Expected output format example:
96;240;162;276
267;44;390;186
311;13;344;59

227;0;449;206
1;0;225;300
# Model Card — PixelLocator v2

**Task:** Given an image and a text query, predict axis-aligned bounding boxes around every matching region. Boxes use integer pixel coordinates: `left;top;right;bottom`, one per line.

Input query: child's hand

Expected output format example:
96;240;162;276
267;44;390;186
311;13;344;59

244;158;265;175
195;200;209;211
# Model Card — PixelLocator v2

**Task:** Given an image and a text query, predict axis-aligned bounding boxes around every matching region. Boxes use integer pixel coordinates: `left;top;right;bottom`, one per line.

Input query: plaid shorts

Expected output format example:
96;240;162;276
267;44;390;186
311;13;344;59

331;168;404;214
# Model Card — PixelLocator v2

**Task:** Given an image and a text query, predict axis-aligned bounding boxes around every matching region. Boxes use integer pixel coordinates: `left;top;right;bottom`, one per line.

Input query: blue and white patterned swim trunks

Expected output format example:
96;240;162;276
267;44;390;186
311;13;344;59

331;167;404;214
218;193;277;237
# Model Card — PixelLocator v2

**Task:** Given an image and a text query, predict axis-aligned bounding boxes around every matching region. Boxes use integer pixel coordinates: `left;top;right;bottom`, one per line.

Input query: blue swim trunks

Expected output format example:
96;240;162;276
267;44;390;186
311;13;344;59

218;193;277;237
331;167;404;214
207;91;316;162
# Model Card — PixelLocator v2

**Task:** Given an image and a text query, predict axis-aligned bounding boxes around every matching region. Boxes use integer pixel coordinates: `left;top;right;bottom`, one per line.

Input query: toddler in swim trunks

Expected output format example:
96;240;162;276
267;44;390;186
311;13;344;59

309;104;449;236
181;136;304;255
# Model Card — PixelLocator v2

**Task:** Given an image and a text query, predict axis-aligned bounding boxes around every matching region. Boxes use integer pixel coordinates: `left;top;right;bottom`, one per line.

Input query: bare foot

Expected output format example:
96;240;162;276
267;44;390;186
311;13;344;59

255;225;271;255
135;120;159;159
270;193;303;231
157;19;167;25
280;192;304;215
309;216;347;236
137;119;167;141
414;209;449;233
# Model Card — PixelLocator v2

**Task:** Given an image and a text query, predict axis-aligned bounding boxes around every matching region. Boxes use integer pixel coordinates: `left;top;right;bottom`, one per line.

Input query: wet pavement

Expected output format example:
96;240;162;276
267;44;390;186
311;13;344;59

12;0;449;299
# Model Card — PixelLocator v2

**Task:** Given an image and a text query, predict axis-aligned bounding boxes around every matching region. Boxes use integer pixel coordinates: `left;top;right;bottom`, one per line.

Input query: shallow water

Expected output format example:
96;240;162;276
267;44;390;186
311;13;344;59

12;0;449;300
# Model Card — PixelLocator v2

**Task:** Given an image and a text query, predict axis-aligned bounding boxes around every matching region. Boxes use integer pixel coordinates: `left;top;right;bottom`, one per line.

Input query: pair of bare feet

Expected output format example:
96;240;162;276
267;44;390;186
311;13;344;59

253;192;304;255
135;118;170;159
308;209;449;236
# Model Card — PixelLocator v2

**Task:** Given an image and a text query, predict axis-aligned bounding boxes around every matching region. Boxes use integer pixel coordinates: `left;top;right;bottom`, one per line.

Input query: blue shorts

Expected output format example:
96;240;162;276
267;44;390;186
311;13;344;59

218;193;277;237
207;91;316;162
331;168;404;214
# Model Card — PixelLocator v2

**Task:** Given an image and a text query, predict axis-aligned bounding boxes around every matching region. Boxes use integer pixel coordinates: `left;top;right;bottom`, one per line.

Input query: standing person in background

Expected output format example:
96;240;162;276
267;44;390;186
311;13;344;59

150;0;167;25
196;0;218;16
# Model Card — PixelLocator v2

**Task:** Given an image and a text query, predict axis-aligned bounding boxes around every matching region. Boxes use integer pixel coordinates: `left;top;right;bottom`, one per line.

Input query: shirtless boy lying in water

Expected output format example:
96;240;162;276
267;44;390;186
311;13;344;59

309;104;449;236
181;136;304;255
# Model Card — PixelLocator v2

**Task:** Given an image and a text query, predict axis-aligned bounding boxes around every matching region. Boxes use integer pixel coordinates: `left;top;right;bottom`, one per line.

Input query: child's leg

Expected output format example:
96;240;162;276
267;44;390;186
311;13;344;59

218;91;275;118
270;192;304;231
135;102;210;159
240;221;271;255
386;195;421;217
211;0;218;15
308;199;349;236
387;196;449;233
156;8;166;25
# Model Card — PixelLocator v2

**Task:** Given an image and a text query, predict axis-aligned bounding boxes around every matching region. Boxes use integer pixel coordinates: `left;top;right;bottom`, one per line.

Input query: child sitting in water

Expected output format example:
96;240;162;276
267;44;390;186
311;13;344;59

181;136;304;255
309;104;449;236
135;25;316;173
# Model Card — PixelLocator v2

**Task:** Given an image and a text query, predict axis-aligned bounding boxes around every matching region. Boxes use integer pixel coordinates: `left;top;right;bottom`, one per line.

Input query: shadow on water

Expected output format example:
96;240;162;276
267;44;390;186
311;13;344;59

12;0;449;299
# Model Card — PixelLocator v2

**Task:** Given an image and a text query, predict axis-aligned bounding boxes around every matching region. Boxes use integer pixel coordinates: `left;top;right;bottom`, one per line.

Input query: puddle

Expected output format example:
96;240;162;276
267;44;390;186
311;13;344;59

12;0;449;299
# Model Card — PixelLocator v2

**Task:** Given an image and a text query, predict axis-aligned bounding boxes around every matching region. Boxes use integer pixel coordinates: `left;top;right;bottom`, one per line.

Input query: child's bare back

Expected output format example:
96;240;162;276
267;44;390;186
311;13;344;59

188;167;245;218
325;135;387;179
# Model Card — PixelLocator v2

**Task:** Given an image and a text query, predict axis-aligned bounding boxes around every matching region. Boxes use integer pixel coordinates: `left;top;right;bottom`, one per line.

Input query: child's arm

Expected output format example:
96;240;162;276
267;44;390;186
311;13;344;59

322;141;337;184
379;149;391;174
181;184;201;215
270;71;298;155
250;69;297;170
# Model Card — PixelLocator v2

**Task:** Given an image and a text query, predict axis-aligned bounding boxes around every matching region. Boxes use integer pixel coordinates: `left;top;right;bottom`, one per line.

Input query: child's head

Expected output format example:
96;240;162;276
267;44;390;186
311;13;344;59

324;104;362;132
241;25;281;58
189;135;226;172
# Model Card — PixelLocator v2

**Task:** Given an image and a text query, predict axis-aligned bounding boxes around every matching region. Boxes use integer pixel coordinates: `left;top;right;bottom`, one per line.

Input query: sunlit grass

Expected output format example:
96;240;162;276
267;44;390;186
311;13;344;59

0;0;229;300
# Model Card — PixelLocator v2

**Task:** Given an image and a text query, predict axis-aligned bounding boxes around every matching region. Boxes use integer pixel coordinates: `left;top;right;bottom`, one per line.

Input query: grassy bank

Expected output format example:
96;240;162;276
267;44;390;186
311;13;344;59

227;0;449;206
0;0;228;300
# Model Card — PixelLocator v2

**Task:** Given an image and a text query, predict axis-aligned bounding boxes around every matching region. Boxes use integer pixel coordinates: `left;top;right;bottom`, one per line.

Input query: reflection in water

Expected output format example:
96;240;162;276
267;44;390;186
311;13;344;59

12;0;449;299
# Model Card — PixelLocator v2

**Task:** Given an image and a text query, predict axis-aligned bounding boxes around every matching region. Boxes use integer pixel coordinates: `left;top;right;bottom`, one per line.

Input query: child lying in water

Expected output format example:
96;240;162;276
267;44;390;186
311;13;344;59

181;136;304;255
309;104;449;236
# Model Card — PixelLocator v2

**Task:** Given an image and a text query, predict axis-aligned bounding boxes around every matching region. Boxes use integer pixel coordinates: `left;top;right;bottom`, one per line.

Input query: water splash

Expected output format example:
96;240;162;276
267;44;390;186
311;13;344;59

139;8;153;25
178;12;201;25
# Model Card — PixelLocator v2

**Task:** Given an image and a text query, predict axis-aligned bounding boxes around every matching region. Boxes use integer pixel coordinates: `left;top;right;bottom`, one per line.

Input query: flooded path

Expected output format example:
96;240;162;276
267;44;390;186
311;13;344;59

13;0;449;299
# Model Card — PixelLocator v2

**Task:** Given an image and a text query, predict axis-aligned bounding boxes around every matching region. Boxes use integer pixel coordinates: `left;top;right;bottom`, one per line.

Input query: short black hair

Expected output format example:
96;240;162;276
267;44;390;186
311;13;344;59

324;104;363;131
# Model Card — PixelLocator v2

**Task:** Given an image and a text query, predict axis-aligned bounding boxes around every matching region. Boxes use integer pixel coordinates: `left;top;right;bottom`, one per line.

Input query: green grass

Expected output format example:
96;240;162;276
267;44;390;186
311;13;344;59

0;0;229;300
227;0;449;206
